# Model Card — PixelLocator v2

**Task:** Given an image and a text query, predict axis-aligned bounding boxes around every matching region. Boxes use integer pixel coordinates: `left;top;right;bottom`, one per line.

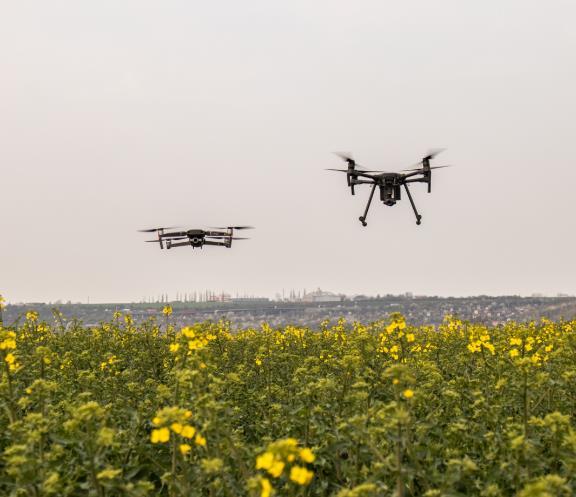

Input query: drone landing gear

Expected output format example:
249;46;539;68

403;183;422;226
358;183;377;227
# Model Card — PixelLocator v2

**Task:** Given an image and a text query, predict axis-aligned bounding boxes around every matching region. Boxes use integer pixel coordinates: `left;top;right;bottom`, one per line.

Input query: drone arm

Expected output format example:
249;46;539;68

404;177;428;184
165;240;194;249
403;183;422;225
351;179;375;184
403;171;425;180
204;240;230;248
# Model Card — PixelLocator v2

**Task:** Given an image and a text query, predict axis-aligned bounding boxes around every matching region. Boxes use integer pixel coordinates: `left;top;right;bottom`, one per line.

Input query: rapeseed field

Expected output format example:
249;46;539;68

1;305;576;496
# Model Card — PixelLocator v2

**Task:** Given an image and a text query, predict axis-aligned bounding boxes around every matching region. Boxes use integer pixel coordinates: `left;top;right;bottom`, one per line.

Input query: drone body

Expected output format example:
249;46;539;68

328;151;449;226
138;226;252;250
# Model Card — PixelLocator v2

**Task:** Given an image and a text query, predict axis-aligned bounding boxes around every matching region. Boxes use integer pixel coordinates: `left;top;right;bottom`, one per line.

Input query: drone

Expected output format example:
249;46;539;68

138;226;253;250
327;150;450;226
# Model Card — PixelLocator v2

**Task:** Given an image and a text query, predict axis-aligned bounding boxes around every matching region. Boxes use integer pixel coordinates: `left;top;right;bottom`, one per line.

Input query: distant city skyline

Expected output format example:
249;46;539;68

3;287;574;305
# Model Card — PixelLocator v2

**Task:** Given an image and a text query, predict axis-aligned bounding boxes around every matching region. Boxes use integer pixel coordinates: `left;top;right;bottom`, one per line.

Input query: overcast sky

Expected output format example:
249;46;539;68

1;0;575;303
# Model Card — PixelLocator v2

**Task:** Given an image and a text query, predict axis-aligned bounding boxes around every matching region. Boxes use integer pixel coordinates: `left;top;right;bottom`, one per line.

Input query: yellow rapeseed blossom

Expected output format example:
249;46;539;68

171;423;183;434
26;311;39;322
268;460;285;478
169;343;180;353
162;305;173;316
194;434;207;447
510;349;520;358
406;333;415;343
182;327;196;339
150;427;170;443
403;389;414;399
0;333;16;350
5;353;16;365
260;478;272;497
256;452;274;470
179;444;191;455
181;425;196;439
299;447;315;463
510;337;522;346
289;465;314;485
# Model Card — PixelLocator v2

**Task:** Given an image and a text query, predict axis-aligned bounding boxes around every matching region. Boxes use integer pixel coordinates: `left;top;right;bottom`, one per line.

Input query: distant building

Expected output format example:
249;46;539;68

302;288;341;303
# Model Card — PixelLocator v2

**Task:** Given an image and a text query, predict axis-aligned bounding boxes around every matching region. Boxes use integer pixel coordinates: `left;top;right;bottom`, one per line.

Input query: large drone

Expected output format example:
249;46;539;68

328;150;450;226
138;226;252;250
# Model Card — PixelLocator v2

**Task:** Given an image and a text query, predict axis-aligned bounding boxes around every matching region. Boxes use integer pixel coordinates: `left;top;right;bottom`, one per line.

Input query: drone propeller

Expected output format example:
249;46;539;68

423;148;445;161
325;168;384;173
146;235;188;242
208;226;254;230
333;151;356;164
401;165;452;172
138;226;179;233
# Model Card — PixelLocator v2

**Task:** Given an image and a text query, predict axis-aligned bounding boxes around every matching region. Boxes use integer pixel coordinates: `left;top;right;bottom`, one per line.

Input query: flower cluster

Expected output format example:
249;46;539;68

254;438;315;496
150;406;206;453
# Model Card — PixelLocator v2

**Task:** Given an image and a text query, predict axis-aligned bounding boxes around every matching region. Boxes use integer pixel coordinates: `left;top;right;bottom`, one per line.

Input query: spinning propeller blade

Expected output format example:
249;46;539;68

138;226;179;233
401;165;452;172
208;226;254;230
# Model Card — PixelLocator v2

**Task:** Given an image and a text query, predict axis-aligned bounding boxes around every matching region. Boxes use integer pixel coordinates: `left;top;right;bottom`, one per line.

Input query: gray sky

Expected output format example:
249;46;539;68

1;0;575;303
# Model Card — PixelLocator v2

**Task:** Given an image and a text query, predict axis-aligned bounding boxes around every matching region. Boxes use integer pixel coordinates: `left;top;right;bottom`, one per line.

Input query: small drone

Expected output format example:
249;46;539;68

328;150;450;226
138;226;253;250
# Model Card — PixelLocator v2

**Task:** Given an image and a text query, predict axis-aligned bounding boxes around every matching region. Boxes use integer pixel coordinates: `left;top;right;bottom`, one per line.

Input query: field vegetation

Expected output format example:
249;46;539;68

1;301;576;496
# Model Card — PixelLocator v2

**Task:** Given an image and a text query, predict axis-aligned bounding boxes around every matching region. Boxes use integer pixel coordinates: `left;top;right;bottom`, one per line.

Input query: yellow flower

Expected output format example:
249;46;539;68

182;327;196;338
403;389;414;399
152;417;163;426
171;423;183;434
260;478;272;497
255;358;262;366
169;343;180;353
162;305;173;316
256;452;274;470
150;427;170;443
268;460;285;478
26;311;39;322
5;353;16;365
299;447;315;463
510;337;522;346
406;333;415;343
509;349;520;358
0;338;16;350
179;444;191;455
181;425;196;439
289;465;314;485
392;378;399;385
195;434;207;447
